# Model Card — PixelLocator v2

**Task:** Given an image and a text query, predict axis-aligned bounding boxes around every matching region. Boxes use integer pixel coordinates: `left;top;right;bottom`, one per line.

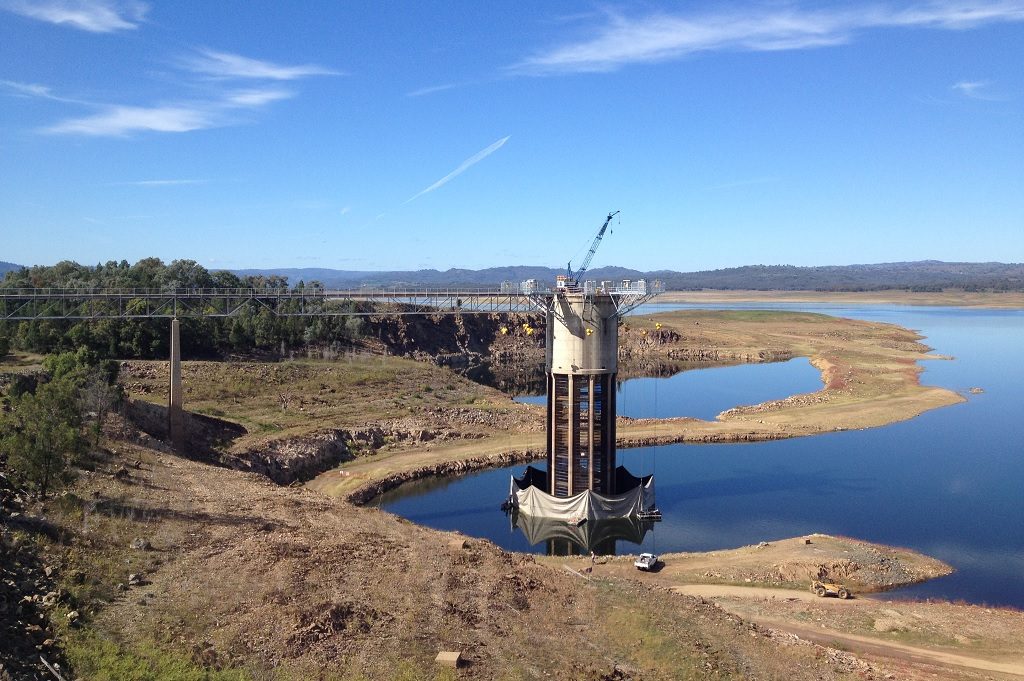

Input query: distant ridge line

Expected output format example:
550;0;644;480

230;261;1024;292
2;260;1021;291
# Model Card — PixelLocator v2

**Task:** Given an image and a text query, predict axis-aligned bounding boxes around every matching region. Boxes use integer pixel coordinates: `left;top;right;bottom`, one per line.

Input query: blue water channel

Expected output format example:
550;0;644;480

514;356;822;421
378;305;1024;607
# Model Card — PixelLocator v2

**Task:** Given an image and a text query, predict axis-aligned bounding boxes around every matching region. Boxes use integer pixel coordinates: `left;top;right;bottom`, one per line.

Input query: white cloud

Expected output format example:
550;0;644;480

42;86;296;137
0;79;93;105
44;104;214;136
339;206;352;216
404;135;511;204
952;80;985;96
182;48;341;80
511;1;1024;74
8;44;334;138
222;88;294;107
1;0;147;32
406;83;458;98
952;79;1003;100
1;80;56;98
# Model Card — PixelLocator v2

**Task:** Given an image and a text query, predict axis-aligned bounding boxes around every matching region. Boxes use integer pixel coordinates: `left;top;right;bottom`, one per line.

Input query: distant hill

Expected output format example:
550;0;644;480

0;261;23;276
233;261;1024;292
230;266;648;289
657;261;1024;291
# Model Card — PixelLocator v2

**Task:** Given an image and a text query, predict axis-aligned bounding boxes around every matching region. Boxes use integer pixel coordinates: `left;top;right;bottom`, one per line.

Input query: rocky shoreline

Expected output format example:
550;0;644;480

344;447;541;505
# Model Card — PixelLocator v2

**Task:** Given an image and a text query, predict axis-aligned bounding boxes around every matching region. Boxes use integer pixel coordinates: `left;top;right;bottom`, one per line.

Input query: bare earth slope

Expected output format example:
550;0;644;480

52;431;891;680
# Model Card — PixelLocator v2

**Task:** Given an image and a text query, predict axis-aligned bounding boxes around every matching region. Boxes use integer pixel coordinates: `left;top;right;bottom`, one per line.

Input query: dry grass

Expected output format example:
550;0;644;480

120;354;536;448
33;431;879;680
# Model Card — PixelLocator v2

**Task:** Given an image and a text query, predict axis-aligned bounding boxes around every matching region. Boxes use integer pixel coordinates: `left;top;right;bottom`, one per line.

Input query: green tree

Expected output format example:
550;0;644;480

39;348;121;445
0;334;9;358
1;377;85;498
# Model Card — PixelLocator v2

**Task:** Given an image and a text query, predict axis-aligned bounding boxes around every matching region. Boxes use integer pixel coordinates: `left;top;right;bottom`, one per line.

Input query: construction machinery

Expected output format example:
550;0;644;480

562;211;619;291
810;579;852;599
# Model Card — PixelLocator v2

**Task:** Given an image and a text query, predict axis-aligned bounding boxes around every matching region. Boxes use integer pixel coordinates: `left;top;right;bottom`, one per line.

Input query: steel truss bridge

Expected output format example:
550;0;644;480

1;284;662;451
0;284;662;321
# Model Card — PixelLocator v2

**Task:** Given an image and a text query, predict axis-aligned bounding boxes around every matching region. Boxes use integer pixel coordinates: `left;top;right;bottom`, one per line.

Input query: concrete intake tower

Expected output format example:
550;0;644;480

507;211;662;533
545;290;620;496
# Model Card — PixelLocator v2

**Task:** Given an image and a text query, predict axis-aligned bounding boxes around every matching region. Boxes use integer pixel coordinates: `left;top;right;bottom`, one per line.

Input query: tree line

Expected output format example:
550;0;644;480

0;259;367;360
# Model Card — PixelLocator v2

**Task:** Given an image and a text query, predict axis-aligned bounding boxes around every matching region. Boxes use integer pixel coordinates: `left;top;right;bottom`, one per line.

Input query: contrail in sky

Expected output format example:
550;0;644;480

404;135;510;205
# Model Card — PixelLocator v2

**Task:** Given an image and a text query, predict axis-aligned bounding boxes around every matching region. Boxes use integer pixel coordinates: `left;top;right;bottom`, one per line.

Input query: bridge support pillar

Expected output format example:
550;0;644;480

168;318;184;452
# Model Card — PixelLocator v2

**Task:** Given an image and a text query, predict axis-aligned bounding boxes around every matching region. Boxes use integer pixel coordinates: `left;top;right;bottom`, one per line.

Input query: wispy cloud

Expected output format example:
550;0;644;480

406;83;458;98
37;58;315;138
511;1;1024;74
952;79;1004;100
1;80;59;99
45;104;215;136
339;206;352;216
403;135;511;205
1;0;147;32
221;88;294;107
181;48;341;80
41;85;292;136
7;43;338;138
0;79;93;105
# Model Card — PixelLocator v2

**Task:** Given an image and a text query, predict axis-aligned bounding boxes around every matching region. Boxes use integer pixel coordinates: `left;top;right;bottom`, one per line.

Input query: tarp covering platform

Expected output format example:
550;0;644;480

509;465;656;523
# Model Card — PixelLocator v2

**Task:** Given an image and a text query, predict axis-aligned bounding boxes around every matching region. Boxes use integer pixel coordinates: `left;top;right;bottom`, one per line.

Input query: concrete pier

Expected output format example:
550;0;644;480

168;318;184;452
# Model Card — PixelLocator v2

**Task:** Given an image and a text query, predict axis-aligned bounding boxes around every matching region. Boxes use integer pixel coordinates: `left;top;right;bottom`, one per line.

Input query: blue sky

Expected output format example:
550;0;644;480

1;1;1022;272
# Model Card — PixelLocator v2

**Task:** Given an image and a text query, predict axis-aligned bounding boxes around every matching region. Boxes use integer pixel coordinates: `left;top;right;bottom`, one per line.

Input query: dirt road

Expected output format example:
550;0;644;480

676;584;1024;679
673;584;864;604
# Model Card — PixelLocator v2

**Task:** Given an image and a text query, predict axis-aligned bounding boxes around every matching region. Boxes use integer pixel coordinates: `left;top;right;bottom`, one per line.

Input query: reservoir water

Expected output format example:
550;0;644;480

378;304;1024;608
514;356;822;421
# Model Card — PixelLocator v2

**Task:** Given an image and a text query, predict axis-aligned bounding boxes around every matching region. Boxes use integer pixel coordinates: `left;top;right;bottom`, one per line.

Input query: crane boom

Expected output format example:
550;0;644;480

567;211;618;287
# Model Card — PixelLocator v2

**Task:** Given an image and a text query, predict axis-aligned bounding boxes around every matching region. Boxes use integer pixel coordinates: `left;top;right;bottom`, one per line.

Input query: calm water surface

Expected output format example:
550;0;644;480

379;305;1024;607
515;356;822;421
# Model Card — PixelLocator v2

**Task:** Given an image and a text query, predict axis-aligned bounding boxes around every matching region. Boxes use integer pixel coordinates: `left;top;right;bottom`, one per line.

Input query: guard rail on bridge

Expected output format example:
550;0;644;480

0;283;662;321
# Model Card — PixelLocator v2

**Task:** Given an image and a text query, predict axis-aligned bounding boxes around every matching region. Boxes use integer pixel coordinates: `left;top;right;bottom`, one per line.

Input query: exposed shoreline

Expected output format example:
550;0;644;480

310;308;966;501
655;289;1024;309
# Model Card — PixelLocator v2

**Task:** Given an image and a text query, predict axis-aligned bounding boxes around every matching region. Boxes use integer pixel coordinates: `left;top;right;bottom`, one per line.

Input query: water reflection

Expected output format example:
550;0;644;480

508;357;822;421
512;511;653;556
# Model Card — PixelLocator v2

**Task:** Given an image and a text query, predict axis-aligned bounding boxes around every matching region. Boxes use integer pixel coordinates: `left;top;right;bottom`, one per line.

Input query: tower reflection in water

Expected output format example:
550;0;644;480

510;510;654;556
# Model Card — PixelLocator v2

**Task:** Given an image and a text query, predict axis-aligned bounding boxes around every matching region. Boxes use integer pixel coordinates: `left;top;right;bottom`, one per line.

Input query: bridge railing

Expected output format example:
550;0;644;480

0;285;663;320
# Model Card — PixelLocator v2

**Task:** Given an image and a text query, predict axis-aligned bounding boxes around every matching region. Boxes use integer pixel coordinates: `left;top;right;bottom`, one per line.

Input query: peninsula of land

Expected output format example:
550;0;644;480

304;308;964;500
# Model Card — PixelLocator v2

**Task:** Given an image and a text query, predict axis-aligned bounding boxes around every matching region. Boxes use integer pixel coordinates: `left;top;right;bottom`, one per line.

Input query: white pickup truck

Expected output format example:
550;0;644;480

634;553;658;571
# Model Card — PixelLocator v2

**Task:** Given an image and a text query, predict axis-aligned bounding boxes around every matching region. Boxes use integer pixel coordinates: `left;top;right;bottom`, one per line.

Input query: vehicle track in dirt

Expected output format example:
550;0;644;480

674;585;1024;679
